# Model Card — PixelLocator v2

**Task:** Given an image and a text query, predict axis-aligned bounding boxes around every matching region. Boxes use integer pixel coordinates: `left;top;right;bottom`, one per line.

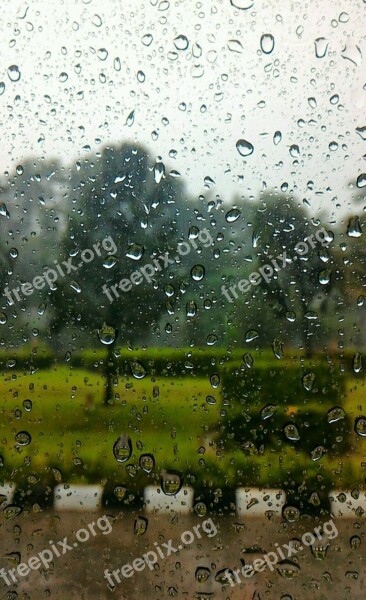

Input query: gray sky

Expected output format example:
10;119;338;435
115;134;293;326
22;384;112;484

1;0;365;222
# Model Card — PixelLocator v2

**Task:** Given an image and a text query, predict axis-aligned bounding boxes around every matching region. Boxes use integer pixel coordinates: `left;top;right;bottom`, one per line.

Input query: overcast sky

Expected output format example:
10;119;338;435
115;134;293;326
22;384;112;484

1;0;365;223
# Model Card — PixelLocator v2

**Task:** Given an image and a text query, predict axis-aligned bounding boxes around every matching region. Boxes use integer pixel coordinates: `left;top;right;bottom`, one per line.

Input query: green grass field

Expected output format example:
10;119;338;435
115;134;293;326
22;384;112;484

0;365;365;495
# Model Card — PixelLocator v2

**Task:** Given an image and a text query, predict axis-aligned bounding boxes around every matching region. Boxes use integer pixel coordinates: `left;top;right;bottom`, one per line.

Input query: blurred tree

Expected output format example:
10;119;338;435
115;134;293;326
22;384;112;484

50;142;183;403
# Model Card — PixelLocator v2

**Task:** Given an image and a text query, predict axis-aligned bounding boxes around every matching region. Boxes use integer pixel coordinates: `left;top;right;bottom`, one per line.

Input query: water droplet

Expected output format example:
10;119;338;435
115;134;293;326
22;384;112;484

10;247;18;258
350;535;361;549
356;126;366;141
282;505;300;522
137;70;145;83
123;110;135;129
23;399;32;412
114;57;121;71
130;361;146;379
0;82;5;95
289;144;300;158
113;485;127;500
210;373;220;388
3;505;23;520
243;352;253;368
356;173;366;188
195;567;211;582
261;404;277;420
113;435;132;463
154;159;165;183
134;516;148;535
139;453;155;473
284;423;300;442
0;313;7;324
97;48;108;61
319;269;331;285
7;65;21;82
341;43;362;66
327;406;345;423
277;559;300;579
225;208;241;222
227;39;244;53
206;395;216;405
37;303;47;316
173;35;189;50
230;0;254;9
70;280;81;293
310;445;326;461
260;34;275;54
314;37;328;58
285;311;296;322
354;416;366;437
190;264;205;281
98;324;117;345
103;255;117;269
273;130;282;145
272;339;284;359
194;501;207;517
302;372;315;391
161;470;183;495
236;139;254;157
59;72;68;82
339;11;350;22
126;243;144;261
184;301;196;318
206;334;218;346
15;431;31;446
245;329;259;342
353;352;363;373
347;216;362;237
142;34;153;46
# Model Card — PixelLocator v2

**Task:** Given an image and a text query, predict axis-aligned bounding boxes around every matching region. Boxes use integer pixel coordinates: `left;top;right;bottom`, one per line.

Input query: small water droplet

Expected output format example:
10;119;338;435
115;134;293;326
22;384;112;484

310;445;326;461
142;33;153;46
245;329;259;342
3;505;23;520
0;82;5;95
103;255;117;269
353;352;363;373
126;243;144;261
113;485;127;500
261;404;277;420
347;216;362;237
154;159;165;183
195;566;211;583
350;535;361;549
302;372;315;391
319;269;331;285
0;312;7;324
125;110;135;127
327;406;345;423
282;505;300;522
227;39;244;53
194;501;207;517
273;130;282;145
134;516;148;535
23;399;32;412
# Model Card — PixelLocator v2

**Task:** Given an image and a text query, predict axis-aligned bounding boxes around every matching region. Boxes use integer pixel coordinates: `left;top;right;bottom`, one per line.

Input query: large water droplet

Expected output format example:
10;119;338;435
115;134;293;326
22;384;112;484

173;35;189;50
154;159;165;183
310;445;326;461
284;423;300;442
190;264;205;281
230;0;254;9
113;485;127;500
356;173;366;188
261;404;277;420
113;435;132;462
103;255;117;269
245;329;259;342
353;352;363;373
277;559;300;579
139;453;155;473
3;505;23;520
7;65;21;82
319;269;331;285
126;243;144;261
186;301;197;317
347;216;362;237
98;324;117;345
327;406;345;423
227;39;244;53
354;416;366;437
260;34;275;54
161;470;183;495
225;208;241;222
15;431;31;446
195;566;211;582
314;38;328;58
302;372;315;391
236;139;254;157
142;34;153;46
282;505;300;522
130;361;146;379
